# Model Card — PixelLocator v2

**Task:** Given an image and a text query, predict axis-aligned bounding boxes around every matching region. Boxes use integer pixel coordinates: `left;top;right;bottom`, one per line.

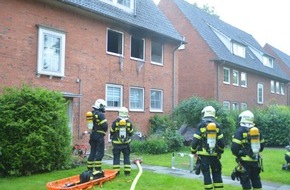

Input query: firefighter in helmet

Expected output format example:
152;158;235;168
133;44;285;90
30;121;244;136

110;107;133;176
191;106;225;190
87;99;108;173
231;110;265;190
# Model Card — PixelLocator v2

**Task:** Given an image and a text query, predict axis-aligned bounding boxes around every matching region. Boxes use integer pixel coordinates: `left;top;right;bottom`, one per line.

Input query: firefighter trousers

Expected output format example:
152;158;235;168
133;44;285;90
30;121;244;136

200;155;224;189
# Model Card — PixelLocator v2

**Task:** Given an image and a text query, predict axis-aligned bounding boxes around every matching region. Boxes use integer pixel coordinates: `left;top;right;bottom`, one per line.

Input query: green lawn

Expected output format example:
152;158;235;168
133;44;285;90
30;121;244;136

0;147;289;190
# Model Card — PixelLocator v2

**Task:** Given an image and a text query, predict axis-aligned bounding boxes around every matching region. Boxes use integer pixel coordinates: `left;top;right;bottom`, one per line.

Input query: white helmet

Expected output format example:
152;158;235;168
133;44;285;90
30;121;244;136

92;99;106;112
239;110;254;127
202;106;216;118
118;107;129;119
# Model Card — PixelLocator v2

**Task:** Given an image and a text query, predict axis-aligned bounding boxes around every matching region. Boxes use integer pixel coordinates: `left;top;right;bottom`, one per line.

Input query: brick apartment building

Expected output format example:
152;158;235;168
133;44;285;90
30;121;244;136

0;0;183;145
159;0;290;111
263;43;290;105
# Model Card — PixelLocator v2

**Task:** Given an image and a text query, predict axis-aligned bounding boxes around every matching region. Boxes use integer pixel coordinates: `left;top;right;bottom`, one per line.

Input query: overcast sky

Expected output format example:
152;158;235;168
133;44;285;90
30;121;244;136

154;0;290;55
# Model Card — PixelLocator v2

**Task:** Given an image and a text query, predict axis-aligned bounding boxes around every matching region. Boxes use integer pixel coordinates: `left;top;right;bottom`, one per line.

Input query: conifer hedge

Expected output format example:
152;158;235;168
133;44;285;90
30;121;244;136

0;85;72;176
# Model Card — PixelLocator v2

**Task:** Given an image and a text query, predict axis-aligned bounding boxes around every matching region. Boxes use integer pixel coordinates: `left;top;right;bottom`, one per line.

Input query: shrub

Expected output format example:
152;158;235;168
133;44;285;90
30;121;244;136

130;140;145;153
143;135;168;154
131;135;168;154
149;114;184;152
172;96;235;145
0;85;72;176
254;105;290;147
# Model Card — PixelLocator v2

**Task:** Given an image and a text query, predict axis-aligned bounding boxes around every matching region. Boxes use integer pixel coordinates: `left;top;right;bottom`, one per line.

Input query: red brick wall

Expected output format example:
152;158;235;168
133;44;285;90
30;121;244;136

218;65;288;108
159;0;218;103
0;0;179;144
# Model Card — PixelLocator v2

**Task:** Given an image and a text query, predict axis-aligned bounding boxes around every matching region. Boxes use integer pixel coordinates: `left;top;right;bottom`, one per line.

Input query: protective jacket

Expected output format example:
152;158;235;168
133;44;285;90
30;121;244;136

191;117;225;156
231;126;264;161
91;109;108;135
110;118;133;144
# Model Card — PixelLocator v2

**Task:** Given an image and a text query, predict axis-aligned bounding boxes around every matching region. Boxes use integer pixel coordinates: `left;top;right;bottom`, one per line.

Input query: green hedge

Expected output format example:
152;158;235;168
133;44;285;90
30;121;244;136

254;105;290;147
0;85;72;176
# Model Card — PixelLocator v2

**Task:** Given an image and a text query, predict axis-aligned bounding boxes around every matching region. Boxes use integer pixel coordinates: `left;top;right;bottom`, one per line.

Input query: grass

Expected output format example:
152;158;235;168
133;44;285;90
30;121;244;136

0;147;289;189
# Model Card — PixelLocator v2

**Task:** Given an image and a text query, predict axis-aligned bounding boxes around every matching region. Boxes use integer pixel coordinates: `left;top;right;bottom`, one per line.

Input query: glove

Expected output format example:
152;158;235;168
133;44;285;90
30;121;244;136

238;150;246;157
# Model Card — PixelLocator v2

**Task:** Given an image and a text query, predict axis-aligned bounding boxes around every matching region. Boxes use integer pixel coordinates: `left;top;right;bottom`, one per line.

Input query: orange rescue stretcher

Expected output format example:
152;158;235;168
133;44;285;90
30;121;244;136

46;169;118;190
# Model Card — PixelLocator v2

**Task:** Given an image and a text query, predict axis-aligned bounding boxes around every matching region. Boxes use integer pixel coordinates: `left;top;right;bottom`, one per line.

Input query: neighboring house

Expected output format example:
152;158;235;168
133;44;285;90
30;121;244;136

159;0;290;111
0;0;183;145
264;43;290;105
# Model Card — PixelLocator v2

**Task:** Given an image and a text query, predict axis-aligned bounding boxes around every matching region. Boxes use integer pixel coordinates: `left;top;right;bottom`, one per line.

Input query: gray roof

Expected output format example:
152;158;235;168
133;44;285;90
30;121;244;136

59;0;183;42
173;0;289;81
266;44;290;70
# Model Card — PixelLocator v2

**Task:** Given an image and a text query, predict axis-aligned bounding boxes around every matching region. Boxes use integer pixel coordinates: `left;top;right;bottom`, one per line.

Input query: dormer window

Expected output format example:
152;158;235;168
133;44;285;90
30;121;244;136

262;55;273;68
103;0;134;12
232;42;245;58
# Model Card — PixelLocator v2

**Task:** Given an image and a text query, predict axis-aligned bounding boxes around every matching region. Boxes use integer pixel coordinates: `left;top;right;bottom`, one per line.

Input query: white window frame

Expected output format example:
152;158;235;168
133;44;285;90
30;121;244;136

223;67;230;84
281;83;285;95
129;87;144;111
130;35;145;61
37;26;66;77
257;83;264;104
151;41;163;65
102;0;134;12
232;42;245;58
106;84;123;111
232;70;239;86
241;72;247;87
232;102;239;111
276;81;280;94
270;80;275;93
223;101;230;111
106;28;124;57
150;89;163;112
241;103;247;111
262;55;273;68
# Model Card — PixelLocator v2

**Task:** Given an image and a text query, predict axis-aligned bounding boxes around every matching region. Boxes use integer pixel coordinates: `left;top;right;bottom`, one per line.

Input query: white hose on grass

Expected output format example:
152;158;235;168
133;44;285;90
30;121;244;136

130;160;142;190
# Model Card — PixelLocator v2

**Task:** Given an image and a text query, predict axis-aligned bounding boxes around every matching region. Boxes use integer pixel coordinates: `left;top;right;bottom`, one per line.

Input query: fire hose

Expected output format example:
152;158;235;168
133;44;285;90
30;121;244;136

130;158;143;190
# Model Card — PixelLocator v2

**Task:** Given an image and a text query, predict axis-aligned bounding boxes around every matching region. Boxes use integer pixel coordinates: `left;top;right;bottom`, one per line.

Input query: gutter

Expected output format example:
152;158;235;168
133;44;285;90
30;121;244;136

172;41;185;109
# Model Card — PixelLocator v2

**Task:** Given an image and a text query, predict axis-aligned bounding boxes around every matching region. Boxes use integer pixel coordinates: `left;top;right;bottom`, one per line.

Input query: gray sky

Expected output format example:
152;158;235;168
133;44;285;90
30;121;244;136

154;0;290;55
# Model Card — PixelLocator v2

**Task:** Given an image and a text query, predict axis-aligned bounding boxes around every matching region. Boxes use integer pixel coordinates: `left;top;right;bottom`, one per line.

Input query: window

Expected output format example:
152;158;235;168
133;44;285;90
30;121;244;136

106;84;123;110
223;101;230;111
241;103;247;111
37;26;66;77
151;41;163;65
150;89;163;112
223;67;230;84
107;29;123;56
270;80;275;93
129;87;144;111
257;83;264;104
281;83;285;95
241;72;247;87
262;55;273;68
276;81;280;94
232;102;239;111
232;42;245;58
102;0;134;10
131;36;145;60
232;70;239;86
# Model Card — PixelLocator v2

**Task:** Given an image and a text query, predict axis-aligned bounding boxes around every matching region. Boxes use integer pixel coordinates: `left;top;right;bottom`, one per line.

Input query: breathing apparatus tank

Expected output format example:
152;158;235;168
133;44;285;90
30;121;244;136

206;122;217;154
249;127;260;160
86;111;93;130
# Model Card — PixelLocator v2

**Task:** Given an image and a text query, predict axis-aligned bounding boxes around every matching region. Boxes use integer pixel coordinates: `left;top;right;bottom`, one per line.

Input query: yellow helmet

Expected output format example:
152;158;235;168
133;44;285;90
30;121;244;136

202;106;216;118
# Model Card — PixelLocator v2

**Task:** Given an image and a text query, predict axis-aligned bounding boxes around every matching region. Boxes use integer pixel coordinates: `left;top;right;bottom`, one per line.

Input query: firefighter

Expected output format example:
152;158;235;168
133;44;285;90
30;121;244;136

231;110;265;190
191;106;225;190
110;107;133;176
87;99;108;173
